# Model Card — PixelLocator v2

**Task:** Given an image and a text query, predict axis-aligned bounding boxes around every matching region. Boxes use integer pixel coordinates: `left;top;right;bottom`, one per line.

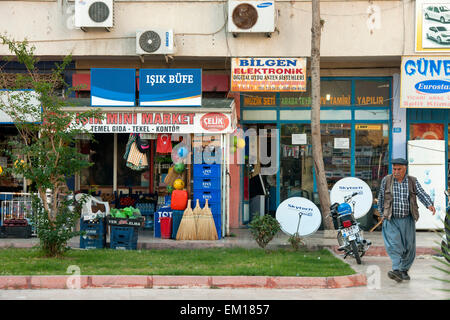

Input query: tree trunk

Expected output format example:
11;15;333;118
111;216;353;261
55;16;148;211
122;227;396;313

311;0;334;229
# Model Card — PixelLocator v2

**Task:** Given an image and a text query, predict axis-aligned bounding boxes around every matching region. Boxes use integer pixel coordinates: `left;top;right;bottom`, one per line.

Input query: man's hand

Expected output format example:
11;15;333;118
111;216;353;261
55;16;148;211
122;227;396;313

428;205;436;215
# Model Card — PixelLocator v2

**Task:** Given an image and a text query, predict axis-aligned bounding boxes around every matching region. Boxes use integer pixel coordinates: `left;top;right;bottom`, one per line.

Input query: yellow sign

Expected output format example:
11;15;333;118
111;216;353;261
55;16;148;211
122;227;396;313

356;124;382;130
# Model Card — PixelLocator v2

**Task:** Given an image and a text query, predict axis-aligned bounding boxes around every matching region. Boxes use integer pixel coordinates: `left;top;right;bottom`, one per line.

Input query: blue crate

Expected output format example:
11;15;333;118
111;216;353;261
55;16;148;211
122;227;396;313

110;240;137;250
190;200;221;216
80;219;106;235
193;190;221;204
193;177;221;190
80;234;106;249
213;213;222;240
110;226;138;243
171;210;184;239
193;164;221;178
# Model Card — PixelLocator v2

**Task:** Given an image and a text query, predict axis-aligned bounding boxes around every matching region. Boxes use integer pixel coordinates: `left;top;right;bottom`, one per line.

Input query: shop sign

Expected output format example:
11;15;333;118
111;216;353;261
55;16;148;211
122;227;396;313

90;68;136;107
356;124;381;130
74;111;232;134
401;56;450;108
243;94;276;106
231;58;307;92
415;0;450;52
139;69;202;106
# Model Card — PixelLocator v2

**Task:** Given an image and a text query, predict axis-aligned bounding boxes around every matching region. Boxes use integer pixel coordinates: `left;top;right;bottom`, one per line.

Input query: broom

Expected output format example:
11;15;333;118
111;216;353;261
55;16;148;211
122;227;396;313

176;200;197;240
196;199;218;240
192;199;202;239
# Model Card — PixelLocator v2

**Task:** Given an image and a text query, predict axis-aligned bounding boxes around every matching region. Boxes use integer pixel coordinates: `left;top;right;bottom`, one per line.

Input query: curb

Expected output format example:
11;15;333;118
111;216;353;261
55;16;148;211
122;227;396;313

0;274;367;290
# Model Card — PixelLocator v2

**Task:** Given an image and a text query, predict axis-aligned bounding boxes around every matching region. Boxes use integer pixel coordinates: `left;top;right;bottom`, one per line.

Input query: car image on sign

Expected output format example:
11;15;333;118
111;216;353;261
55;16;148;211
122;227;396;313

424;5;450;23
426;26;450;44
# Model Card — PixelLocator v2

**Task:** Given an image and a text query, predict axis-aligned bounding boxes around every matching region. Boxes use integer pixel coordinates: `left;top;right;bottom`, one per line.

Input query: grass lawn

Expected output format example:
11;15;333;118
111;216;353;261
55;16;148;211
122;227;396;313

0;247;355;277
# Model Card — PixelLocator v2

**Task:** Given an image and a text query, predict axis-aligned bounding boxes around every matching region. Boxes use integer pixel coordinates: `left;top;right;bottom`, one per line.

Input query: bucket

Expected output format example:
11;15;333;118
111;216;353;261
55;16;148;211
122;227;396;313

160;217;172;239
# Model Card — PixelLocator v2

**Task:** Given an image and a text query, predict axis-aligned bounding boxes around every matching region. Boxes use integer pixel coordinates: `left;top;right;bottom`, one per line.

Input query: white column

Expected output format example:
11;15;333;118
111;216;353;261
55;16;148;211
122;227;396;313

391;73;407;159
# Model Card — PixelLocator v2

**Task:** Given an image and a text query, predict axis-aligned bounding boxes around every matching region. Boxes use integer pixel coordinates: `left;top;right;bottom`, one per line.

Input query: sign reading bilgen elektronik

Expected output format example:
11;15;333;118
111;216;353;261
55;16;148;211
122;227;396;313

231;57;307;92
90;68;136;107
401;56;450;108
139;69;202;106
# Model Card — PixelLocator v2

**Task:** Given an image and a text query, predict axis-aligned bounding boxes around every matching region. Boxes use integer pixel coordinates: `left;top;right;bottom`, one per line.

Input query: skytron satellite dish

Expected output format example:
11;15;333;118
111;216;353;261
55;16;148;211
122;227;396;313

276;197;322;237
330;177;373;219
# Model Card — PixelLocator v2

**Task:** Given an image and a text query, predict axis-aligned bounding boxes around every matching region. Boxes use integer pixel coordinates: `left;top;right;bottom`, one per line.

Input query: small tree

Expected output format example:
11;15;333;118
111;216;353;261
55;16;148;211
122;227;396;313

0;35;102;256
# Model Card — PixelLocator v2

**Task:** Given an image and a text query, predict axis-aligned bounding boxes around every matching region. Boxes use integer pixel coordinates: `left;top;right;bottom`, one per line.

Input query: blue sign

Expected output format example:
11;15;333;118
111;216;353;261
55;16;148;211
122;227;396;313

91;68;136;107
139;69;202;106
154;206;172;238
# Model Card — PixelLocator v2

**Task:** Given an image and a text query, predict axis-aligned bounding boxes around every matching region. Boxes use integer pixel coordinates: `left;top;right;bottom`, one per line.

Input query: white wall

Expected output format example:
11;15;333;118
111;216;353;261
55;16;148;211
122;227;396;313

0;0;414;58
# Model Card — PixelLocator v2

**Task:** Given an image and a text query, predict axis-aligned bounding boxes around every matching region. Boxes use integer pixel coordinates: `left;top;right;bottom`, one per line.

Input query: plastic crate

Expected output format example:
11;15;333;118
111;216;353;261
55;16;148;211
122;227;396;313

110;240;137;250
193;164;221;178
80;219;106;234
80;236;106;249
193;190;221;204
110;226;138;242
171;210;184;239
193;177;221;190
213;213;222;240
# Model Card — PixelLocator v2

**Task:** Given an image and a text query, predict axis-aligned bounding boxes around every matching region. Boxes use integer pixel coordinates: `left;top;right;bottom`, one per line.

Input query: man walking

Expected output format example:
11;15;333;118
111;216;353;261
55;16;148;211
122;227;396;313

378;158;436;282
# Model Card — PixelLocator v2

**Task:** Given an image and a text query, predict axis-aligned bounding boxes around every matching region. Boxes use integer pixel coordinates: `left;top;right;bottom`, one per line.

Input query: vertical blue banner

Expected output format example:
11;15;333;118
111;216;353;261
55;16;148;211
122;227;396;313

139;69;202;106
91;68;136;107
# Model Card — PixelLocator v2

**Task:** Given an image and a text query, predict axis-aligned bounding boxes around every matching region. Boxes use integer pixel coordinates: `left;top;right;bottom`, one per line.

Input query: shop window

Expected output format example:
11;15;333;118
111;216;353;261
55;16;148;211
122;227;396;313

280;124;313;203
79;134;114;191
0;125;25;192
117;133;148;193
321;123;351;189
410;123;444;140
355;80;390;107
355;124;389;191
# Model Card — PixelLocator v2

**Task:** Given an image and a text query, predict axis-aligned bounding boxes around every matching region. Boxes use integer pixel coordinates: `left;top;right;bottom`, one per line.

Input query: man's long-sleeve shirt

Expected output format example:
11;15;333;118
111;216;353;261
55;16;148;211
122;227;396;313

378;175;433;218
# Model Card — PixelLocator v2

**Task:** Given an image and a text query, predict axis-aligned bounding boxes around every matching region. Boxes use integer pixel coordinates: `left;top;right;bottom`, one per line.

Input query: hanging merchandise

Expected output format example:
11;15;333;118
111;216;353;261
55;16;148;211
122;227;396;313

174;162;185;174
166;185;174;193
176;200;197;240
136;134;150;153
156;133;172;154
164;166;186;187
173;178;185;190
171;141;189;164
125;133;148;171
171;189;188;211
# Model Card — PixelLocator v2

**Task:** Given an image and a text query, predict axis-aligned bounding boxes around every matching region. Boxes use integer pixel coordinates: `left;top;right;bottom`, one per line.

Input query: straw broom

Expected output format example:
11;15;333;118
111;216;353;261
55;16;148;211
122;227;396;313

196;199;218;240
192;199;202;239
176;200;197;240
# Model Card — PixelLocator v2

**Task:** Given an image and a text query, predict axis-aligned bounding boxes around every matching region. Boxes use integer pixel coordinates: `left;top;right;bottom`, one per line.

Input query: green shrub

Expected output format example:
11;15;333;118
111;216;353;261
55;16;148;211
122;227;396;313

31;195;81;257
248;214;281;249
288;233;305;251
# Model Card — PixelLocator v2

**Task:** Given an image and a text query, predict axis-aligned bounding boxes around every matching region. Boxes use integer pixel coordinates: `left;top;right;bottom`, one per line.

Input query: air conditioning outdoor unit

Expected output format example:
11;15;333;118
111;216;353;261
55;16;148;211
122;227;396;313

228;1;275;35
75;0;114;30
136;30;174;55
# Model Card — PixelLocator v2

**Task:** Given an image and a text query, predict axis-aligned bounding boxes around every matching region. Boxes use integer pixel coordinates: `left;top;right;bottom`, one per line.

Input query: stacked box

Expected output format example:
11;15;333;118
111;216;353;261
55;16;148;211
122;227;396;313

80;219;106;249
110;226;138;250
193;164;222;239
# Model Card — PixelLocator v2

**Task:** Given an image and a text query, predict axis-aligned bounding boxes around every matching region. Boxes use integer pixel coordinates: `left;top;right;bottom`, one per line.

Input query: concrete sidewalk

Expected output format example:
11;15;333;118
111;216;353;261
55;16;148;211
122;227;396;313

0;228;445;292
0;227;443;255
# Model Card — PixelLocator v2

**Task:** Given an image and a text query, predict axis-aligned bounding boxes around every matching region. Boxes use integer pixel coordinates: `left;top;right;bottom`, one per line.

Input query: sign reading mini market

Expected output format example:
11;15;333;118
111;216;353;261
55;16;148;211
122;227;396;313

401;56;450;108
75;111;231;134
231;58;307;92
139;69;202;106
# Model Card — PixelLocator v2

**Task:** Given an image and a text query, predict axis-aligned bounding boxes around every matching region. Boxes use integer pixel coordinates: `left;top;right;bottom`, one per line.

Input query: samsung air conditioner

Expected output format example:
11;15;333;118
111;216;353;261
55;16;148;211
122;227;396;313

74;0;113;30
228;1;275;36
136;30;174;55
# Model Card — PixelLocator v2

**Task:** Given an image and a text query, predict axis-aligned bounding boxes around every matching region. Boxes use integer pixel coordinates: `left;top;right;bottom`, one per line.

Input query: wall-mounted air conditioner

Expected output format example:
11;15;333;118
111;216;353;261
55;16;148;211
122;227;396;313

228;1;275;36
75;0;113;30
136;30;174;55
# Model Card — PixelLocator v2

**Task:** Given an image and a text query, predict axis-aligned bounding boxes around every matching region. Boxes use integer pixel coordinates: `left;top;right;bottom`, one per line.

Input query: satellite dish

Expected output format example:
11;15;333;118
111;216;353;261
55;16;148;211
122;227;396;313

330;177;373;219
276;197;322;237
139;31;162;53
232;3;258;29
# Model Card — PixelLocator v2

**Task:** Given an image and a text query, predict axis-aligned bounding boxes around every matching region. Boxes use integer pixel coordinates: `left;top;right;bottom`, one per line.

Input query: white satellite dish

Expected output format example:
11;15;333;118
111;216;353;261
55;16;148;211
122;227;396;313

330;177;373;219
276;197;322;237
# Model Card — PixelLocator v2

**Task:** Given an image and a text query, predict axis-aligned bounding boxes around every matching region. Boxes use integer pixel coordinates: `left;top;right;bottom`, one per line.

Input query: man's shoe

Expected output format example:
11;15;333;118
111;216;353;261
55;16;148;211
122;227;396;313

388;270;403;283
401;271;410;280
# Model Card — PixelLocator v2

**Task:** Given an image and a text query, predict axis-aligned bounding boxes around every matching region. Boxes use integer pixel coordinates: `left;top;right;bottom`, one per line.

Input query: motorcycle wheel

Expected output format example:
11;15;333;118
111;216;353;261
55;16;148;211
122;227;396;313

350;240;361;264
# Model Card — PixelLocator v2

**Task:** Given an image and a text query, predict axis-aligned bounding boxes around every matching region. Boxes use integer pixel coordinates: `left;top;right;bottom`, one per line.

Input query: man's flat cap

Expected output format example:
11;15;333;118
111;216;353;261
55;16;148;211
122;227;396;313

392;158;408;165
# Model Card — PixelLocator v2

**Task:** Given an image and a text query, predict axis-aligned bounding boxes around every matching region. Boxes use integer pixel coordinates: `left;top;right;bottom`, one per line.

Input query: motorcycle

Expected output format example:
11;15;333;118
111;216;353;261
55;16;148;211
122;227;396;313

329;192;372;264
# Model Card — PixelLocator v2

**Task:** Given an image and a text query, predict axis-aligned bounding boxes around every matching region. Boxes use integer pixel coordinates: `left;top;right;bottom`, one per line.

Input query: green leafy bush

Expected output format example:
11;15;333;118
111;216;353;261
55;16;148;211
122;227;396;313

249;214;281;249
288;233;305;251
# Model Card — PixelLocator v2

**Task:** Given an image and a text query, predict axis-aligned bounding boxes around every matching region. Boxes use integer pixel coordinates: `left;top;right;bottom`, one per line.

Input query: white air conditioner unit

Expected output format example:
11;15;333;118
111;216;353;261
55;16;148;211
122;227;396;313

228;1;275;35
75;0;113;29
136;30;174;55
